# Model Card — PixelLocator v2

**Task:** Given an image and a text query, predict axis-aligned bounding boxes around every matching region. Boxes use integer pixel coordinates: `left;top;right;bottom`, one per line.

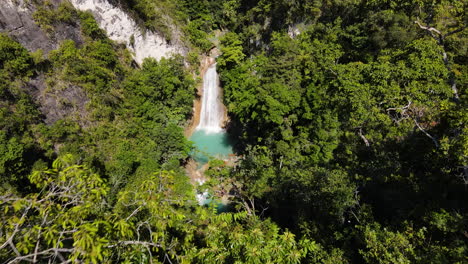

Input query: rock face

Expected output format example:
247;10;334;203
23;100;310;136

0;0;88;125
0;0;184;124
0;0;185;63
69;0;185;64
25;75;90;125
0;0;83;53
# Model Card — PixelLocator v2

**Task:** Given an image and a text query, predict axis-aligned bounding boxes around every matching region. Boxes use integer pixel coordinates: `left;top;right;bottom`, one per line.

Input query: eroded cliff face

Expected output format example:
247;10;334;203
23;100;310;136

25;75;90;126
0;0;186;125
0;0;83;53
69;0;185;64
1;0;185;64
0;0;88;125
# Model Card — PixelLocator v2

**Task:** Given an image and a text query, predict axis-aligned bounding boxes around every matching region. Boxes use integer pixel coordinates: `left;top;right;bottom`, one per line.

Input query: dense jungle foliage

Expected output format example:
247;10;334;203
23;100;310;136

1;0;467;263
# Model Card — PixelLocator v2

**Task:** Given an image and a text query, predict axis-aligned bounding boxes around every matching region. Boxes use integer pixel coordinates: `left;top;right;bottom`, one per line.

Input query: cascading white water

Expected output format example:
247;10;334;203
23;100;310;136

196;63;223;133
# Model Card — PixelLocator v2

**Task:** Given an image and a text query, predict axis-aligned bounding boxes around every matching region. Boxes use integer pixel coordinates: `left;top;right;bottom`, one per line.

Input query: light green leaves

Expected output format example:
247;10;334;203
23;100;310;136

218;32;245;69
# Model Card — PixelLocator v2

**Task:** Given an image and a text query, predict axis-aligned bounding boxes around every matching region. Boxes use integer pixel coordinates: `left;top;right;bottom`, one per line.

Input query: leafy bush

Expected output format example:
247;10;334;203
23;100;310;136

0;34;33;78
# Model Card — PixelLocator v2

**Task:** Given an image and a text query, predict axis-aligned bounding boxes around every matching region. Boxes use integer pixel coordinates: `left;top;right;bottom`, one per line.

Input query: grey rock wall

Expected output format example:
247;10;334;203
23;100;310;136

0;0;83;53
0;0;88;125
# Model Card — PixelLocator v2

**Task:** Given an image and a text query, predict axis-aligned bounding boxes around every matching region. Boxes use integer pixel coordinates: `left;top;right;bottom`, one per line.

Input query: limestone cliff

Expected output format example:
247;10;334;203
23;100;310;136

0;0;186;125
69;0;186;64
0;0;83;53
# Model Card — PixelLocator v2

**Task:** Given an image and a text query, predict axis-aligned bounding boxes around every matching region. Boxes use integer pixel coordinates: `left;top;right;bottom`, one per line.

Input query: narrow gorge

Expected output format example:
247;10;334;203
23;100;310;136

190;61;233;165
186;57;235;207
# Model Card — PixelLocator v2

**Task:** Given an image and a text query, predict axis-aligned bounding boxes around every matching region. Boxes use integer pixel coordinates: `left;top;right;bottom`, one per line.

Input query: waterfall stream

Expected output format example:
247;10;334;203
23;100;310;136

196;63;223;133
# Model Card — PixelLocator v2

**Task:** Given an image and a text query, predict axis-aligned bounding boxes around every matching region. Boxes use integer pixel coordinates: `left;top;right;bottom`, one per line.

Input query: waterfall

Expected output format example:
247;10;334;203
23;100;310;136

196;63;223;133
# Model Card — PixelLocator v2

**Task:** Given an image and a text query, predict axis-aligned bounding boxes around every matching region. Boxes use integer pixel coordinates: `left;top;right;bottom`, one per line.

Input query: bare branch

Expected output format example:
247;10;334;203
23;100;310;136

259;205;269;218
9;240;22;258
1;205;32;251
414;118;439;148
126;204;145;221
6;248;74;264
358;128;370;147
386;100;412;113
230;182;254;216
386;101;412;124
107;241;162;248
414;21;462;101
164;253;173;264
414;21;442;37
34;213;49;263
349;209;361;224
456;166;468;185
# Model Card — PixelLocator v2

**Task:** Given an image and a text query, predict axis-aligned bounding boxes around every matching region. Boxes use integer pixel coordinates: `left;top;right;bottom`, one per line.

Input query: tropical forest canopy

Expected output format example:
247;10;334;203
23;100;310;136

0;0;467;263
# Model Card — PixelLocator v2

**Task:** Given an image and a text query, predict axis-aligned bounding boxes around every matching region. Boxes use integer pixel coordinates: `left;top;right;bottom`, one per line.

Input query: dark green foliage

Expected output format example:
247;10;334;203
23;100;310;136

0;35;41;189
185;19;214;52
2;0;468;263
213;0;468;262
48;39;120;96
123;56;195;121
78;11;108;40
1;156;344;263
0;7;195;200
0;34;33;79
